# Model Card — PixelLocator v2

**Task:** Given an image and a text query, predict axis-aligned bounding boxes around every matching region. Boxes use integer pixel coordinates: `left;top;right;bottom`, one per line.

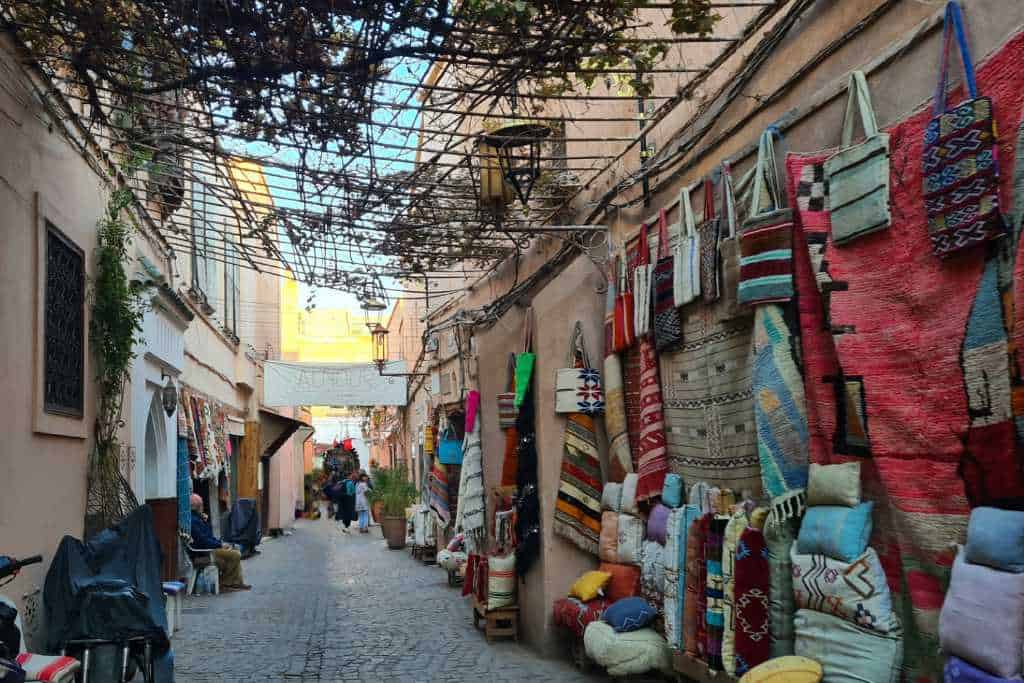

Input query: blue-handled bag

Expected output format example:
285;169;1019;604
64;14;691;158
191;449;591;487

437;428;463;465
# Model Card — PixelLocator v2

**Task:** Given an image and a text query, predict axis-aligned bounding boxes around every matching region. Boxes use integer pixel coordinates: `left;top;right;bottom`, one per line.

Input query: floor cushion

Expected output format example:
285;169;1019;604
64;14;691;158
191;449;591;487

940;551;1024;678
965;507;1024;573
766;518;797;657
641;540;665;607
647;503;670;544
487;553;516;610
794;609;902;683
738;656;823;683
796;502;873;562
583;621;671;677
945;656;1024;682
663;473;684;508
570;570;612;602
599;511;619;563
553;597;612;639
437;549;467;572
621;473;640;516
604;596;658;633
618;513;645;565
806;462;861;507
599;561;642;601
602;483;623;512
790;544;898;633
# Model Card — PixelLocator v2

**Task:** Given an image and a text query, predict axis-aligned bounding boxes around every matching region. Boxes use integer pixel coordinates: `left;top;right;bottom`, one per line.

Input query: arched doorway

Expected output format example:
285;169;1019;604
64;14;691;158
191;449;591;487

143;391;166;500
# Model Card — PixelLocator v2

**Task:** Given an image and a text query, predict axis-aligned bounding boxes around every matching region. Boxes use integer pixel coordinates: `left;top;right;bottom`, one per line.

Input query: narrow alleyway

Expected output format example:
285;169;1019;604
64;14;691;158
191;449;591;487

173;520;603;682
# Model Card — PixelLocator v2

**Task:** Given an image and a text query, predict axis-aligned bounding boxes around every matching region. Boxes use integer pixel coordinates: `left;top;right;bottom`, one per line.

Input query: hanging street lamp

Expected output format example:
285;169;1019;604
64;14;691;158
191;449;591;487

367;322;429;378
480;122;551;210
160;373;178;418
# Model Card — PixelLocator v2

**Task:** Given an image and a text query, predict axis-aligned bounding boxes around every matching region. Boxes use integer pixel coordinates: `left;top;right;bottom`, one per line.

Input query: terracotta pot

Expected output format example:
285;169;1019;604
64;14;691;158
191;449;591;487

371;500;385;524
381;516;407;550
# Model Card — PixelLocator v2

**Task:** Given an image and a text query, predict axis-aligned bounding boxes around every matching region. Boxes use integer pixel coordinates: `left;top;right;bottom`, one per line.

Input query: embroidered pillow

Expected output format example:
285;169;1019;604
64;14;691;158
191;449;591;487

964;507;1024;573
806;462;861;507
940;551;1024;679
641;541;666;606
621;473;640;516
602;483;623;512
617;513;645;565
794;609;902;683
738;655;823;683
553;597;612;639
662;473;684;508
599;562;642;601
790;544;898;633
796;502;873;562
604;597;659;633
487;553;516;610
646;504;670;544
599;511;620;563
570;570;613;602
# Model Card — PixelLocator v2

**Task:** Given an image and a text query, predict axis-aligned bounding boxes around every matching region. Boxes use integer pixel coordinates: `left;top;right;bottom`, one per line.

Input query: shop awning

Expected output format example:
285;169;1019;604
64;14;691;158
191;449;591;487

258;409;312;460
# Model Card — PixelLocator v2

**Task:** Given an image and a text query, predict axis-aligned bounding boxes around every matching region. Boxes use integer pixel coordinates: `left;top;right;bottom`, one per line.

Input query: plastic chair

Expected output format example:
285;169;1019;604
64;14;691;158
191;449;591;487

179;534;219;596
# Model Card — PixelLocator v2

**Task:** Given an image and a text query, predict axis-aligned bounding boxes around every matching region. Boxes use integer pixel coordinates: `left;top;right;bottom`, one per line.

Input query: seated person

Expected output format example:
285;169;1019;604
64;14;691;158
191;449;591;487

189;494;251;592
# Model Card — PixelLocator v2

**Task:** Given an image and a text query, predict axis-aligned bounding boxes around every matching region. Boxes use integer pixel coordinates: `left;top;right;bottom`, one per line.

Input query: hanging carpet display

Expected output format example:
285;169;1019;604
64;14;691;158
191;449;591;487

456;391;486;554
635;338;670;502
783;27;1024;681
603;353;633;483
429;463;451;526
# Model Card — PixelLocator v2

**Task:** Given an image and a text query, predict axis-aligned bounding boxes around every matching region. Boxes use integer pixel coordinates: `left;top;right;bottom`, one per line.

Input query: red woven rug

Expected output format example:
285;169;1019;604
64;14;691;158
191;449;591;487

784;28;1024;682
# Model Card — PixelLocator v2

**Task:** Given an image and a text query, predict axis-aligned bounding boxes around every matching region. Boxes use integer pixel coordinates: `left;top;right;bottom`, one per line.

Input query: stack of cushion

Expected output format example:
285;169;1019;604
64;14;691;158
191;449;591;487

599;511;645;565
940;507;1024;681
584;596;670;676
792;462;903;682
553;570;615;639
640;503;670;609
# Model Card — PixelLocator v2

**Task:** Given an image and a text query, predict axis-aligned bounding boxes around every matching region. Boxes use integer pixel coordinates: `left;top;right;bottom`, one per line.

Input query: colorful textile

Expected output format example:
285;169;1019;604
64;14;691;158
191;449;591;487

428;463;450;525
740;656;823;683
733;527;771;676
487;553;516;610
796;503;873;562
605;596;659;633
738;220;795;305
601;483;622;512
553;412;604;556
663;473;684;508
654;208;684;351
13;654;79;682
806;462;861;508
599;562;642;601
554;367;604;415
621;473;640;515
721;510;747;676
176;437;191;535
794;609;903;683
704;515;728;669
553;597;612;639
636;338;670;502
683;514;706;658
752;304;810;523
663;507;687;650
624;344;645;461
456;395;486;552
782;44;1024;668
765;519;797;657
940;551;1024;679
599;511;620;563
965;507;1024;573
945;656;1024;683
923;2;1003;258
634;220;654;337
646;504;670;544
675;182;703;306
617;513;645;565
640;541;666;608
791;545;898;633
570;571;613;602
698;178;723;304
499;425;519;489
603;354;633;483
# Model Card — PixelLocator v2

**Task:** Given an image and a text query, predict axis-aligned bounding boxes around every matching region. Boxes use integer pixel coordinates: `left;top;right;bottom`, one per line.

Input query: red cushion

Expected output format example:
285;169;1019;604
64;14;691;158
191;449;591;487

552;597;612;639
599;561;641;601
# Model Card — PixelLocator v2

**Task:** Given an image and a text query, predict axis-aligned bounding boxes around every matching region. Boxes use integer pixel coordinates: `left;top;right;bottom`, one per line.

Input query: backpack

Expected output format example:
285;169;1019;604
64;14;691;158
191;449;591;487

345;480;356;497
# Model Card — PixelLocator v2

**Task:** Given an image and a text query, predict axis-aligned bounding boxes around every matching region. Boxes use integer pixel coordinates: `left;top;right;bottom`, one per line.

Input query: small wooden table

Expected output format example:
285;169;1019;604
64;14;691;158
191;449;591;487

472;596;519;642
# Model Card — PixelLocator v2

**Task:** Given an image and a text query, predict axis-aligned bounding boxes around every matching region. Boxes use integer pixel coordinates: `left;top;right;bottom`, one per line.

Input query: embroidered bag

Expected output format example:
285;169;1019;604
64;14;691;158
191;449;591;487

674;182;702;306
555;322;604;415
497;353;518;429
612;256;636;352
738;129;794;305
653;208;684;351
923;1;1003;258
437;426;463;465
633;222;654;337
825;70;891;245
698;178;722;303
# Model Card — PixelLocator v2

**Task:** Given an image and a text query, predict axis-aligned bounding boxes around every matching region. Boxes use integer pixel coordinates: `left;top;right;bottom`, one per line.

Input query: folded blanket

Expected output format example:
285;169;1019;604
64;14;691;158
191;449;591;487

14;654;80;683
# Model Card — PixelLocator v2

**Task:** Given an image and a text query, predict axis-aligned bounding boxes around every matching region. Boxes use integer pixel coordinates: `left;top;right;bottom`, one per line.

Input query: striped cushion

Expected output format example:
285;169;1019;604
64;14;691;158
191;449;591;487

487;553;516;610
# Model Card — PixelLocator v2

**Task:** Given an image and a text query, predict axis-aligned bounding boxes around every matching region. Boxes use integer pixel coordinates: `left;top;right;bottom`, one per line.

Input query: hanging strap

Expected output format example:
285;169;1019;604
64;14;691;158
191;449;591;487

567;321;591;368
679;183;698;238
841;70;880;146
656;208;671;259
934;1;978;117
703;178;715;223
749;127;786;217
722;162;737;238
505;353;516;392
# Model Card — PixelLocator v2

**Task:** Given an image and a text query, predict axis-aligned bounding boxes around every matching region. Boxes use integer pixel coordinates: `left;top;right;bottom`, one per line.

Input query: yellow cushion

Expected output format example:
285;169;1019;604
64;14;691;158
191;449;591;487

568;570;612;602
739;656;823;683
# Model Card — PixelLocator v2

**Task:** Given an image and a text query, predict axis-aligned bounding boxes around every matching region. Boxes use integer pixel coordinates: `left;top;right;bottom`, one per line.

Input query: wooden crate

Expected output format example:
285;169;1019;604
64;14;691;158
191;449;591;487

472;596;519;642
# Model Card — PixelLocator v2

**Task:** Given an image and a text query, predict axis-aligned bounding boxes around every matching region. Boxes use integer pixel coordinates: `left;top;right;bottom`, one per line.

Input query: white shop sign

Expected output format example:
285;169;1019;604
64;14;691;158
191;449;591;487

263;361;408;407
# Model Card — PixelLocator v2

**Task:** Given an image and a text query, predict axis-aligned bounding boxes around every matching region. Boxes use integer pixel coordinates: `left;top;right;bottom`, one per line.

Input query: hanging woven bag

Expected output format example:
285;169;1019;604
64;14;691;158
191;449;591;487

611;255;636;352
673;182;702;306
653;208;684;351
633;221;654;338
555;322;604;415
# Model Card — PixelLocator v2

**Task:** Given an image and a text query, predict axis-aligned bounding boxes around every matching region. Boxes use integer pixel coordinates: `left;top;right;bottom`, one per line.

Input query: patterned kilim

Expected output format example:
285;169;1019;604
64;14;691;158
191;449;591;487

752;304;810;523
720;510;747;676
782;30;1024;681
500;425;519;488
660;304;761;496
663;507;686;650
624;343;645;460
733;527;770;676
553;412;605;556
429;462;450;525
636;338;670;502
704;515;728;670
683;514;706;659
603;353;633;483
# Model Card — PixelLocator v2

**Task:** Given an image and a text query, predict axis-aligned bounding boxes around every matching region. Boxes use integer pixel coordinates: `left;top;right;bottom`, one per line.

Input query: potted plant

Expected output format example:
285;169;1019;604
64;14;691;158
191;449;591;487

367;464;417;549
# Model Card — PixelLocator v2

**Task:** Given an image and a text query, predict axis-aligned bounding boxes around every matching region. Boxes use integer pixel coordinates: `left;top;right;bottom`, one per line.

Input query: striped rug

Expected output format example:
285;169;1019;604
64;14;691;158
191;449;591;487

553;412;605;556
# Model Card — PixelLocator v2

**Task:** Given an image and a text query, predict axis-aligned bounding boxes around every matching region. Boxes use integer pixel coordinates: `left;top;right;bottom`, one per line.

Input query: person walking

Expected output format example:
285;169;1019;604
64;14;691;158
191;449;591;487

338;470;358;534
355;473;371;534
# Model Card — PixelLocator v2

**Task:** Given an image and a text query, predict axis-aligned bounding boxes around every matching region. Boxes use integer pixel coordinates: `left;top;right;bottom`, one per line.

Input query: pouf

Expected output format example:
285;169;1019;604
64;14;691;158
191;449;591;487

583;621;671;677
739;655;823;683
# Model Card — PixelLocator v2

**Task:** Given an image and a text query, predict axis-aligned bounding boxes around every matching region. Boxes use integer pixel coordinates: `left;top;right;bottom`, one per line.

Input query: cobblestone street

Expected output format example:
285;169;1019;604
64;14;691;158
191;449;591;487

173;519;602;682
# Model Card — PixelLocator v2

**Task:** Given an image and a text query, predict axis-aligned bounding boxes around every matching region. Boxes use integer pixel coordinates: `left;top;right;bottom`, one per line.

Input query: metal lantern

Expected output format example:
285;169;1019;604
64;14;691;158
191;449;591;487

480;122;551;209
358;275;389;315
161;375;178;417
370;323;389;372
